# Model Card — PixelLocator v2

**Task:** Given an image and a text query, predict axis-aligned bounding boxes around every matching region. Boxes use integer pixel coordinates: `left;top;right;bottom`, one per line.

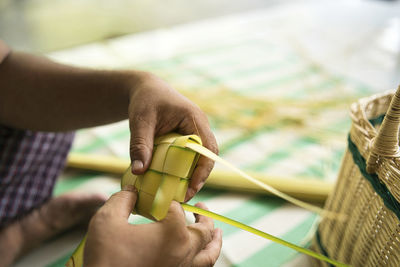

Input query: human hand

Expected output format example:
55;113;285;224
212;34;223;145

84;187;223;267
127;72;218;201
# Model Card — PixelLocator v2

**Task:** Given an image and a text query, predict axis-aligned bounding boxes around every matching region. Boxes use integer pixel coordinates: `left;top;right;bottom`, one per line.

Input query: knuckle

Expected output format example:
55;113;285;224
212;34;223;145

164;225;189;249
190;225;213;244
89;210;108;229
193;107;208;124
206;161;214;174
165;204;189;242
183;109;196;121
184;105;195;114
175;228;190;244
204;255;217;267
190;108;204;121
198;110;209;122
193;254;217;267
131;114;145;127
209;142;219;155
169;201;183;214
130;111;155;131
132;109;152;122
130;135;147;145
203;134;218;155
130;137;151;152
193;163;214;184
203;227;214;243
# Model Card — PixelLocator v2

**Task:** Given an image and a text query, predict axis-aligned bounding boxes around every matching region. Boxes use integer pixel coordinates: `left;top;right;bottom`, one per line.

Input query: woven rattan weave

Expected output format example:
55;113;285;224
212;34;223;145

312;87;400;266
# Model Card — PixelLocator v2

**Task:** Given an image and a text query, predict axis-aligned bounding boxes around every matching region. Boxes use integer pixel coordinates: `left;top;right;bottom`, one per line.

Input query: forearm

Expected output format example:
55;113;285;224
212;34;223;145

0;51;142;131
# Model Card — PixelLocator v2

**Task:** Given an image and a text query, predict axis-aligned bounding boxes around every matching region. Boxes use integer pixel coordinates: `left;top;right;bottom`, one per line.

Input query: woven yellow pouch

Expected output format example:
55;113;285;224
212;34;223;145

121;133;201;220
67;132;349;267
312;87;400;266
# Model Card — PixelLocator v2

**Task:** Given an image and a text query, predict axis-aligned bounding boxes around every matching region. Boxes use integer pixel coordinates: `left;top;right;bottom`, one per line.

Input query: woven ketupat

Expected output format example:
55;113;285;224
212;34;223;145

312;87;400;266
121;133;201;221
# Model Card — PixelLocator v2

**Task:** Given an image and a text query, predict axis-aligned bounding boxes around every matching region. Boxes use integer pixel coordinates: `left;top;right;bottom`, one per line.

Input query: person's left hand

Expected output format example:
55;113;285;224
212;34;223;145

84;187;223;267
127;72;218;201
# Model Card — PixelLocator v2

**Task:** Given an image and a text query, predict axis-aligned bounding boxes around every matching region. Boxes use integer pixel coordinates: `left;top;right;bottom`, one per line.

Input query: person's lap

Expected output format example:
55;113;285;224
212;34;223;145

0;126;106;267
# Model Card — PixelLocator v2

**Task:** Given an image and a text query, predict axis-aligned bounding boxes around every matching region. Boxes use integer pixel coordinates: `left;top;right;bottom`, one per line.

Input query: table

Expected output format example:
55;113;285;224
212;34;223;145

14;1;400;266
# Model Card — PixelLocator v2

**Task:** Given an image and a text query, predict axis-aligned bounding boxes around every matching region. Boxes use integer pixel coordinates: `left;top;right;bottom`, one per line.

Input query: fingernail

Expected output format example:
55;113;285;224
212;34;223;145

218;228;223;236
214;228;222;236
196;181;205;192
185;188;195;202
132;160;144;173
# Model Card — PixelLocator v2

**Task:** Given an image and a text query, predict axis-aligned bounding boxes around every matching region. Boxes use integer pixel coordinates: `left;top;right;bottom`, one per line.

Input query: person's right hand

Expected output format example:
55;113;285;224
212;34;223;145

84;186;223;267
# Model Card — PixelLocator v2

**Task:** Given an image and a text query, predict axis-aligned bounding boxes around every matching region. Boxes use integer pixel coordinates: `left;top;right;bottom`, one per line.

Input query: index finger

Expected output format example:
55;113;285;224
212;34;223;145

161;201;187;226
193;202;214;228
186;117;218;201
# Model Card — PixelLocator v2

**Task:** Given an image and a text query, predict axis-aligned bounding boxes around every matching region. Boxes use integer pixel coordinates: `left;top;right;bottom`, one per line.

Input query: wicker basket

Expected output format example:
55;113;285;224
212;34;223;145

312;87;400;267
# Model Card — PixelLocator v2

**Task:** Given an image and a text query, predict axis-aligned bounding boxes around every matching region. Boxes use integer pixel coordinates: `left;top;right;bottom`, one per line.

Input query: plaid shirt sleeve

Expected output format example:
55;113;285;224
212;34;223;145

0;41;76;228
0;127;75;229
0;40;10;64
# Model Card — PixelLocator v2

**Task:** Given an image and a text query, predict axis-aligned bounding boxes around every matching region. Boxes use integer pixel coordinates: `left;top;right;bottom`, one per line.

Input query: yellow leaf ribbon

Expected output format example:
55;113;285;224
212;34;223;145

67;133;349;267
182;204;348;267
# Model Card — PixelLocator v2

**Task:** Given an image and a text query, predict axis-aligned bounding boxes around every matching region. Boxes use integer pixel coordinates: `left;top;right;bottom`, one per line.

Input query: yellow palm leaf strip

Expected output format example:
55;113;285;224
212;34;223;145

185;142;344;220
66;233;87;267
69;205;349;267
182;203;350;267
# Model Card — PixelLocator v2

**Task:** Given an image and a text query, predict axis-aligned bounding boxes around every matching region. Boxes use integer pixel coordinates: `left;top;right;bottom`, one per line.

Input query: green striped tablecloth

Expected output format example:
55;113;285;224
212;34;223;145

14;3;381;267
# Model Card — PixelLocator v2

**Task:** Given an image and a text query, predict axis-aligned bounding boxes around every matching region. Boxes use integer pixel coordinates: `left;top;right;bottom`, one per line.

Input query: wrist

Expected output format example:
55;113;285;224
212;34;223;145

121;70;152;99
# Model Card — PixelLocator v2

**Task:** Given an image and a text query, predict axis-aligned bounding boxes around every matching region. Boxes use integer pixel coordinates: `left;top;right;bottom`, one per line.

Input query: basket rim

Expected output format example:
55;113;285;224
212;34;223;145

348;89;400;218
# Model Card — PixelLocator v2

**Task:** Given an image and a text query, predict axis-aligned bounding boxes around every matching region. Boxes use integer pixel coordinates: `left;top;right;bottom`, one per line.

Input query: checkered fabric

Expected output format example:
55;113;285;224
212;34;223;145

0;125;74;229
0;40;75;229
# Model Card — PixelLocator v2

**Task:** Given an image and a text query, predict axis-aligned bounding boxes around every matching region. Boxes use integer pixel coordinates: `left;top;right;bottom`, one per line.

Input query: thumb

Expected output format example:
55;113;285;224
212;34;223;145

129;112;156;175
161;201;186;227
101;186;138;220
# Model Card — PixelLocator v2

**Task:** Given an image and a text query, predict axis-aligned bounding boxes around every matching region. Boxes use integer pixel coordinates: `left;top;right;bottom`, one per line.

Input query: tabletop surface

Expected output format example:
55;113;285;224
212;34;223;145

14;1;400;266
